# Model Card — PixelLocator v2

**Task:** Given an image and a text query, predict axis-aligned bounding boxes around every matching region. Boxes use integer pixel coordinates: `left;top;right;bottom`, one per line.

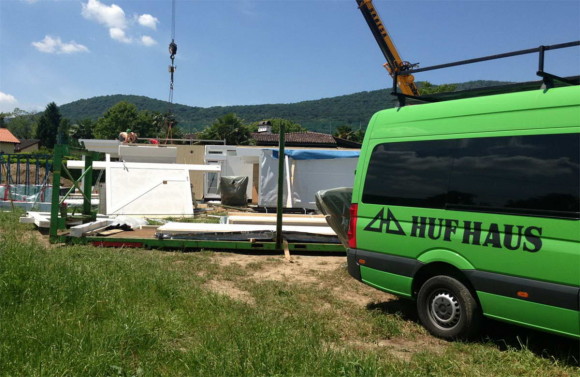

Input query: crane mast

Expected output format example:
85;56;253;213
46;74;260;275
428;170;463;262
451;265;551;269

356;0;420;96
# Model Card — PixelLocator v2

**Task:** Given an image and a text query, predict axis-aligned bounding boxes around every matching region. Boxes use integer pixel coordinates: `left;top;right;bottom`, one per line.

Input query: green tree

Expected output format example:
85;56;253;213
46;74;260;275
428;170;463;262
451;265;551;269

36;102;62;148
333;125;355;140
353;129;365;143
418;81;458;95
69;118;95;140
58;118;71;145
134;110;162;139
93;101;140;139
333;125;365;143
148;111;182;140
4;109;37;139
199;113;251;145
0;112;8;128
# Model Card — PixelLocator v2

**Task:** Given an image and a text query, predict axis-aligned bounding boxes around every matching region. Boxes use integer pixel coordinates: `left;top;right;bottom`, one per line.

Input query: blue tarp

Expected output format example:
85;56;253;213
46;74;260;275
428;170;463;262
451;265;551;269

271;149;360;160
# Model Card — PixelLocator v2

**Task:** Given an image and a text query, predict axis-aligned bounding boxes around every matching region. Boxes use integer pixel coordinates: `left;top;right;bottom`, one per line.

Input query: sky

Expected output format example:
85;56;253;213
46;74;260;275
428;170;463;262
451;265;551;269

0;0;579;113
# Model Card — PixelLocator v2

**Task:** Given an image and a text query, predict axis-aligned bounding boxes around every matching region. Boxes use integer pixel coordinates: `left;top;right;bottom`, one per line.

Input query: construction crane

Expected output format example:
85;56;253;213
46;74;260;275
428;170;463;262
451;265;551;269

165;0;177;142
356;0;420;97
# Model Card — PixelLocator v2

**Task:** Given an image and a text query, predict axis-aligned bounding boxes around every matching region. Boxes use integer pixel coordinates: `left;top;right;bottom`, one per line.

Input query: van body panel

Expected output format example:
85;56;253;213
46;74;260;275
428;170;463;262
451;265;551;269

477;292;580;337
350;86;580;338
416;249;475;271
360;266;413;298
355;205;579;286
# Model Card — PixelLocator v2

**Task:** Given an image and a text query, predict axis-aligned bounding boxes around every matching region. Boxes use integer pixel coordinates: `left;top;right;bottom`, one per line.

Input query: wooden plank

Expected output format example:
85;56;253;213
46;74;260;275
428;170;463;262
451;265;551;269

227;212;325;218
97;229;125;236
283;239;292;262
156;222;337;236
227;215;327;226
70;220;113;237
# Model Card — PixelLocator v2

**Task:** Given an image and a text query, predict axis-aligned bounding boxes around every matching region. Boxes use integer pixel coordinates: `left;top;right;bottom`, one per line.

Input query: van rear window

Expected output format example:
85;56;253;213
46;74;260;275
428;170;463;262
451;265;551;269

362;133;580;219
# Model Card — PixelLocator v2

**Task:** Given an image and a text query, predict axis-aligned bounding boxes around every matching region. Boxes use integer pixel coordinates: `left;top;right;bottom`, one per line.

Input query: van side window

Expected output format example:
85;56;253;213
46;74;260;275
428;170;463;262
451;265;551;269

362;133;580;219
362;140;456;208
449;134;579;217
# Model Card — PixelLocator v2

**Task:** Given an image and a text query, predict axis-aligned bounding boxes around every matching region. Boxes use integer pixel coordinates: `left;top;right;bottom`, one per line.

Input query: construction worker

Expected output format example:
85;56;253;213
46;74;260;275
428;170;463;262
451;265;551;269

118;129;137;144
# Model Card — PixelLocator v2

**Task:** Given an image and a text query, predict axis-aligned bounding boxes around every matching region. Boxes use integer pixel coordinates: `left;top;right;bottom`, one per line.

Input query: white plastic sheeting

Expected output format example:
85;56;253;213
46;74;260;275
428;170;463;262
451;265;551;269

258;149;359;210
259;149;289;208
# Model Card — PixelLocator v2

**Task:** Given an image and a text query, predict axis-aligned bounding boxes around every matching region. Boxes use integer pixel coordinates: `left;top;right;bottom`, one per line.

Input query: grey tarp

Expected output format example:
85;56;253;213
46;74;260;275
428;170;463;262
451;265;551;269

219;176;249;206
315;187;352;247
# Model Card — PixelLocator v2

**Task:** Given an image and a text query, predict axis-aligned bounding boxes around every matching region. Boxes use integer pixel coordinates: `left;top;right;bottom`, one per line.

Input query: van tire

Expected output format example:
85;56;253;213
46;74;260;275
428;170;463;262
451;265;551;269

417;275;481;340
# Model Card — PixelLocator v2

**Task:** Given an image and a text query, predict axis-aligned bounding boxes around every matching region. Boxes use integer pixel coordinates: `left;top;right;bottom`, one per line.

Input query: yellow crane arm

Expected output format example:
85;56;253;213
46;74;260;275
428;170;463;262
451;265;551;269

356;0;420;96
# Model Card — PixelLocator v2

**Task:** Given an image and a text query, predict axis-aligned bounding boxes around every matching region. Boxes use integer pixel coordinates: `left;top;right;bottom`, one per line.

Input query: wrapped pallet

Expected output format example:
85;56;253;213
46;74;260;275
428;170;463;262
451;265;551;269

219;176;249;206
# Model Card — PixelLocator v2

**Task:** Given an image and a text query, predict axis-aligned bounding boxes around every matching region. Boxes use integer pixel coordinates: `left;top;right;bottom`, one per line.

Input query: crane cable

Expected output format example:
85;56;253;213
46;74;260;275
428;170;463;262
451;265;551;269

165;0;177;143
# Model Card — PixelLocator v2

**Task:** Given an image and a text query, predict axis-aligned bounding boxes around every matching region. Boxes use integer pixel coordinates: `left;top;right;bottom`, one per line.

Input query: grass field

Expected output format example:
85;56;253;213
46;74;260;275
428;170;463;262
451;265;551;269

0;211;578;376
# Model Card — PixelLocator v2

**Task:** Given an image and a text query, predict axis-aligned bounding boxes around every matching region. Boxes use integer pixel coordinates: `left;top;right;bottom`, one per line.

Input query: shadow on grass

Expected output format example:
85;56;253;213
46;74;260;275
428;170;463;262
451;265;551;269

366;298;579;367
480;319;579;367
366;298;419;322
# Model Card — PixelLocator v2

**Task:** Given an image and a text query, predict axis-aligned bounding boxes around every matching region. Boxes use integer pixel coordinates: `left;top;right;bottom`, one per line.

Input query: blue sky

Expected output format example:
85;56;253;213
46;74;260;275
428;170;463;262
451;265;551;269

1;0;579;113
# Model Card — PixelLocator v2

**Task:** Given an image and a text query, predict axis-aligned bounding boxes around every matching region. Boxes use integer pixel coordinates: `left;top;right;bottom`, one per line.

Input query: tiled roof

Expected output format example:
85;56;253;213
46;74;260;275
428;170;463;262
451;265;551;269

0;128;20;144
251;131;337;146
15;139;40;152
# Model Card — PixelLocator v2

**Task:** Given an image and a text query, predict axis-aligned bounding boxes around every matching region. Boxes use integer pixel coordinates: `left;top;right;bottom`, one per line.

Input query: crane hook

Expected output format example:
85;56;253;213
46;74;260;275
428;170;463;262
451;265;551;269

169;40;177;59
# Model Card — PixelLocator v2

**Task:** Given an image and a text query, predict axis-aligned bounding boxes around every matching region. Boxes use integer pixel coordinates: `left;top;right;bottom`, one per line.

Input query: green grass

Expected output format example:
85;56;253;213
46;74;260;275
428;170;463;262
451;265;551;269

0;211;577;376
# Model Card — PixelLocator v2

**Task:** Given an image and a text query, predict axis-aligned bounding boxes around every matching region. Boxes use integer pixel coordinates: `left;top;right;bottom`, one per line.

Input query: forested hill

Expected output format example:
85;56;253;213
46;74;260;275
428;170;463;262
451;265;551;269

59;80;507;133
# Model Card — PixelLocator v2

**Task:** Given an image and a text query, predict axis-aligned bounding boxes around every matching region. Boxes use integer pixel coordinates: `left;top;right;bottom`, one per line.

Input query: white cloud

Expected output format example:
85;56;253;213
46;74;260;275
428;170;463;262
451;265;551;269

81;0;127;29
109;28;132;44
0;92;18;113
140;35;157;46
32;35;89;54
138;14;158;30
82;1;159;46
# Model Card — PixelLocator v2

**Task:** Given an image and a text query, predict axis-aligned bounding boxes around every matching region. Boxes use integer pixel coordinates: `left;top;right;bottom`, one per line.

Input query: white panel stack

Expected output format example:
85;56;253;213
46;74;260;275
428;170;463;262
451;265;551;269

106;163;194;216
118;145;178;164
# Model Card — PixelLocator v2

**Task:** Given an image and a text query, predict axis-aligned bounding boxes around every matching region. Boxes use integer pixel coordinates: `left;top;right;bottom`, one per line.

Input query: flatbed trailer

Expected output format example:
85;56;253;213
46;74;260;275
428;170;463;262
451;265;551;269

48;145;345;253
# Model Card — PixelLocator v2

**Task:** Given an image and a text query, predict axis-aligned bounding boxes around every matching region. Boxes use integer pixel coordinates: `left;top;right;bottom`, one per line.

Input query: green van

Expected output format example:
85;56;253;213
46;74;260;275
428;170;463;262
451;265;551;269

347;85;580;339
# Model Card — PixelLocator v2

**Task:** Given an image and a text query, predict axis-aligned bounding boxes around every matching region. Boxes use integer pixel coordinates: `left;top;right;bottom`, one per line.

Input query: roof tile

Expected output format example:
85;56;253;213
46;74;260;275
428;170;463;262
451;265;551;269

0;129;20;144
251;131;336;145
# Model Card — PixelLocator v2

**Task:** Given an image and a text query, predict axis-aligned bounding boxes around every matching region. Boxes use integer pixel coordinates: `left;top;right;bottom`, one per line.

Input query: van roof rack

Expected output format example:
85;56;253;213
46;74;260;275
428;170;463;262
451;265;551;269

393;41;580;107
403;75;580;105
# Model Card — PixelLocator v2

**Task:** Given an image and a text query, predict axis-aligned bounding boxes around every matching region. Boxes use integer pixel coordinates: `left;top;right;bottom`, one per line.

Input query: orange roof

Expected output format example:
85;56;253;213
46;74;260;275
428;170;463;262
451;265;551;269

0;128;20;144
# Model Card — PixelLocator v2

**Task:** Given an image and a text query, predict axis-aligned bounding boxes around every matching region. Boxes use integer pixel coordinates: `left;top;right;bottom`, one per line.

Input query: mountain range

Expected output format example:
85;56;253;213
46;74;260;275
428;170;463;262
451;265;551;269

59;80;508;133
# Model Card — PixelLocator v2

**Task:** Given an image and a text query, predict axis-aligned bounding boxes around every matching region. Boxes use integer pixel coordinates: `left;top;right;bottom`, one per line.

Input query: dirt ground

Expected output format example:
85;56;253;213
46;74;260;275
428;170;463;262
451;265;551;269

203;252;446;360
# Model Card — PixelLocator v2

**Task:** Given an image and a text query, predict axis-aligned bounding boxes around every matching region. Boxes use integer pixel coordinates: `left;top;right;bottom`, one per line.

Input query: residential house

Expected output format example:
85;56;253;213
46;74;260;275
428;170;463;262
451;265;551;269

14;139;40;153
0;128;20;154
251;131;361;148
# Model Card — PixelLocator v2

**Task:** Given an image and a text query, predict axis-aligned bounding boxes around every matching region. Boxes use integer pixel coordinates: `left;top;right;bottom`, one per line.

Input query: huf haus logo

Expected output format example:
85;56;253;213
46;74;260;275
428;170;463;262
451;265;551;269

363;208;543;252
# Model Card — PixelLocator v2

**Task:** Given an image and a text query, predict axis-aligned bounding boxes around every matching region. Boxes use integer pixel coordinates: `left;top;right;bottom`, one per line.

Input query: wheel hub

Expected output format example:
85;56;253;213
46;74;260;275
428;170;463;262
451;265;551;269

430;292;460;327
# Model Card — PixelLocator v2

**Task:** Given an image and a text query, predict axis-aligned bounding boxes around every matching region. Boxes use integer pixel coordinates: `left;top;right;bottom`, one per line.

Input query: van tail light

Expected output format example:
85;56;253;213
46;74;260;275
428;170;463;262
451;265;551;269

347;203;358;249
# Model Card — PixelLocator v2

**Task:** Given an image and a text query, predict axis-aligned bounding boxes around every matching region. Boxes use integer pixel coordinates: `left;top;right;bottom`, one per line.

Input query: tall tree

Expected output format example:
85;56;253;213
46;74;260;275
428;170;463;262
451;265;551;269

7;108;37;139
135;110;164;139
58;118;72;145
333;125;355;140
36;102;62;148
93;101;139;139
353;129;365;143
333;125;365;143
0;112;8;128
70;118;95;139
199;113;251;145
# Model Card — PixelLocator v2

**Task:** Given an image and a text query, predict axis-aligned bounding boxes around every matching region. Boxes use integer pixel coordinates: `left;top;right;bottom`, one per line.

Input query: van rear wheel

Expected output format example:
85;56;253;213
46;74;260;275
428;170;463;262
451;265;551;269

417;275;481;340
